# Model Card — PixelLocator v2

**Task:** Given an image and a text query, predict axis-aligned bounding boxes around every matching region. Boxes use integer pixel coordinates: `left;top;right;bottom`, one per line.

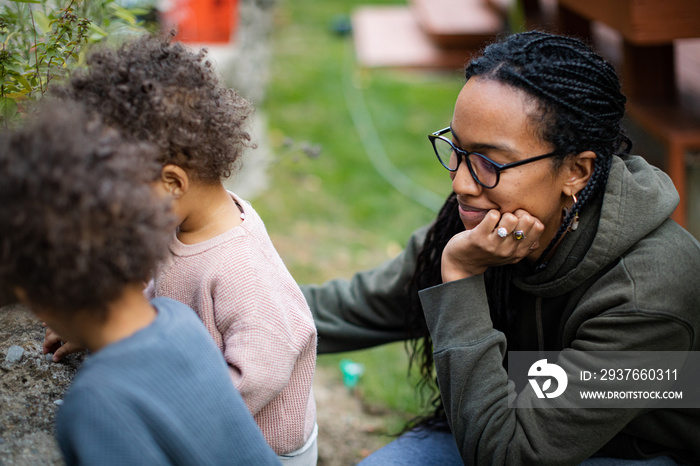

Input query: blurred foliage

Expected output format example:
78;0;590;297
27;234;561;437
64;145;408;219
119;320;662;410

0;0;154;126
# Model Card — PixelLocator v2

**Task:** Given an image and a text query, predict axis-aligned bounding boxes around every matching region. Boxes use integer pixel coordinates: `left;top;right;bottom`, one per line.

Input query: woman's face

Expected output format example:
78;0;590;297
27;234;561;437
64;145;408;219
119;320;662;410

449;77;571;256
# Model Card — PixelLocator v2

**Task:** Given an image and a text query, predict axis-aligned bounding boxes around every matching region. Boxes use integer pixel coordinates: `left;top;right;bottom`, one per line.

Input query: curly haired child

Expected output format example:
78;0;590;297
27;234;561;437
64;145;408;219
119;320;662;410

53;34;318;463
0;102;280;465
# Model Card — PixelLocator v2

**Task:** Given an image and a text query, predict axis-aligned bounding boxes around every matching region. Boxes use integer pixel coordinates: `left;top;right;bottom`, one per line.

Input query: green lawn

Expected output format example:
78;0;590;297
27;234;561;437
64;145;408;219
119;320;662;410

256;0;466;427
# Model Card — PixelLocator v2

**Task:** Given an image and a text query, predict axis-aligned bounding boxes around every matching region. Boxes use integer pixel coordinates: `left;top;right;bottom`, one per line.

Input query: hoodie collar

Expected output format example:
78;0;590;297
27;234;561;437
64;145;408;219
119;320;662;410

514;155;680;297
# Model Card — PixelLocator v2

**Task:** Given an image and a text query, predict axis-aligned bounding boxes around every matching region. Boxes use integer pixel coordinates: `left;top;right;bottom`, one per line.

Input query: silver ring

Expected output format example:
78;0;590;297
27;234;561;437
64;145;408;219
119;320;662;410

514;230;526;240
497;227;508;238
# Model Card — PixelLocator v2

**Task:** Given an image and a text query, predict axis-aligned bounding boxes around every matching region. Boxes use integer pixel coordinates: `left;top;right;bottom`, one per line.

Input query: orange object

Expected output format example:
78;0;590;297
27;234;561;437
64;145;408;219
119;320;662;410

162;0;238;44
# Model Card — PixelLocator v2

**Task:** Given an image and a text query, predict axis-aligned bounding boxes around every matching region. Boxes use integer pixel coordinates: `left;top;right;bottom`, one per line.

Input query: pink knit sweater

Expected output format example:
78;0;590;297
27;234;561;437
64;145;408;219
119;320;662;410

147;193;317;455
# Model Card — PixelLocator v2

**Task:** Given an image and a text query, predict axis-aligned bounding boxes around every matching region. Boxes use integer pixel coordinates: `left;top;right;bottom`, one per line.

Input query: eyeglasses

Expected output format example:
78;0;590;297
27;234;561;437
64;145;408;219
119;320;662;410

428;127;561;189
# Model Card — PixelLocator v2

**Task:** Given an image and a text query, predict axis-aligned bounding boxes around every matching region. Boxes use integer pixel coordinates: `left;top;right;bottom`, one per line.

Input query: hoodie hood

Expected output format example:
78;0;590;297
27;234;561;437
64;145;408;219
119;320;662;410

515;155;679;297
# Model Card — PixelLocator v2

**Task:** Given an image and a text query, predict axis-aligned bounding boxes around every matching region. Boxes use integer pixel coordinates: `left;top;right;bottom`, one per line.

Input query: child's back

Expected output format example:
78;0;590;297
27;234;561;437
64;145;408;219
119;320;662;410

149;192;317;455
58;296;278;465
0;103;280;465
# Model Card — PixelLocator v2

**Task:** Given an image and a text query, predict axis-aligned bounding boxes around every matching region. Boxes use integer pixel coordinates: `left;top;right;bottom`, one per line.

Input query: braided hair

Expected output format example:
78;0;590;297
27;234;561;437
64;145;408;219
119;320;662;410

405;31;631;430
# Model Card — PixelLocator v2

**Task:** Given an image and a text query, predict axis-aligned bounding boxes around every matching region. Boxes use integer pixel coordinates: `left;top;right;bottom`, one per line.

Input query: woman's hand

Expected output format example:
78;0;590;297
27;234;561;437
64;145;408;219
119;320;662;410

441;209;544;282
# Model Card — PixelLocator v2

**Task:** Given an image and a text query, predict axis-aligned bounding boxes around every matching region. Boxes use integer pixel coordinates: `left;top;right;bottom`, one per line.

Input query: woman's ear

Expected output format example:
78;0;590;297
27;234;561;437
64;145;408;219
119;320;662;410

160;164;189;199
563;151;596;197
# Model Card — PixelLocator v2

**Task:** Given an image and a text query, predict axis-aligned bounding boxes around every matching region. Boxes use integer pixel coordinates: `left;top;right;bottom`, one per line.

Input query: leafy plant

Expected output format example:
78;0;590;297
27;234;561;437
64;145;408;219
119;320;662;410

0;0;153;125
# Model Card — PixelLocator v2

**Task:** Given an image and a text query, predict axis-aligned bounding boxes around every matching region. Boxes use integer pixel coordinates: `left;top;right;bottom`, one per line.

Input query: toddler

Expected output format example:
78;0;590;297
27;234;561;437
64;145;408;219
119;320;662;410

54;34;318;463
0;102;280;465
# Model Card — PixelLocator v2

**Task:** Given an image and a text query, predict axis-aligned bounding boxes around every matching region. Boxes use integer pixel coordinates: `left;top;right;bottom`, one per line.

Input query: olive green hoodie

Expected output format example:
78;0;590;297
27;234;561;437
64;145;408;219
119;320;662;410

303;155;700;464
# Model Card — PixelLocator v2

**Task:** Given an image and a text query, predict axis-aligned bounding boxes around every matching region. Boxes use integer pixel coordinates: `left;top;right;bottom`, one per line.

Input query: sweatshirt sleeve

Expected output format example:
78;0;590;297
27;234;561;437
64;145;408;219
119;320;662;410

302;224;431;353
221;315;305;416
419;276;694;465
211;248;316;419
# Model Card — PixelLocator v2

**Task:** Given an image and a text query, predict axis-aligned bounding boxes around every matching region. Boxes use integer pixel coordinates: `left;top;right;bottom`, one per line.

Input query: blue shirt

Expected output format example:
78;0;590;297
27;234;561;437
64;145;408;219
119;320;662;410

55;297;280;465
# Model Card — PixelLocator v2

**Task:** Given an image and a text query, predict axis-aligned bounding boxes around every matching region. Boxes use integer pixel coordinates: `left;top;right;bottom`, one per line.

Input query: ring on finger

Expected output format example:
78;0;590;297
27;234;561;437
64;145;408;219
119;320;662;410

497;227;508;238
514;230;526;240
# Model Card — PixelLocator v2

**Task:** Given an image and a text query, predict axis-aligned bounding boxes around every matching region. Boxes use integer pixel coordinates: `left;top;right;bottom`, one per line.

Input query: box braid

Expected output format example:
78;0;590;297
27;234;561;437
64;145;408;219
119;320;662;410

405;31;631;430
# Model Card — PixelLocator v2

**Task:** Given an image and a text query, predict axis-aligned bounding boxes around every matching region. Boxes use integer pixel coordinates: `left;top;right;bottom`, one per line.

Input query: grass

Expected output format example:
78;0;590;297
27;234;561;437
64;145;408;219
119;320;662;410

254;0;465;429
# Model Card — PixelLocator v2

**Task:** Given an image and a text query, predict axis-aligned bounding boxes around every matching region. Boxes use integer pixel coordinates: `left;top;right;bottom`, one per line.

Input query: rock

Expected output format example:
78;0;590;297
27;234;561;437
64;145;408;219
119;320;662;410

5;345;24;364
0;305;80;464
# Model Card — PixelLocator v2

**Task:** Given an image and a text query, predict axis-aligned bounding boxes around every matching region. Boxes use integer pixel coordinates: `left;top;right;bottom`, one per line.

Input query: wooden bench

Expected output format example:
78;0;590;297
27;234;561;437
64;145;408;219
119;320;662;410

351;0;507;70
352;6;476;69
409;0;503;49
556;0;700;226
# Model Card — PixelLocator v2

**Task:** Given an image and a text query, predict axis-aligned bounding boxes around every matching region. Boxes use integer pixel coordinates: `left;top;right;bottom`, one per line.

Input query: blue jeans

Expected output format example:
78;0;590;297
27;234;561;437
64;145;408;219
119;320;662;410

358;429;679;466
358;429;462;466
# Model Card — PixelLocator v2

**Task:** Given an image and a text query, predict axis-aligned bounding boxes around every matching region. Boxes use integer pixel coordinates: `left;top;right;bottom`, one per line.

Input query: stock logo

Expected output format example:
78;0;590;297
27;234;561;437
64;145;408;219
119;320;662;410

528;359;568;399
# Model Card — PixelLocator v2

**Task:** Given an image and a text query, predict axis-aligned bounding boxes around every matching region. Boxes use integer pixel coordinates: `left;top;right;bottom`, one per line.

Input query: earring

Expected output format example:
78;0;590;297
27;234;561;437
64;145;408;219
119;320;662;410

562;194;580;232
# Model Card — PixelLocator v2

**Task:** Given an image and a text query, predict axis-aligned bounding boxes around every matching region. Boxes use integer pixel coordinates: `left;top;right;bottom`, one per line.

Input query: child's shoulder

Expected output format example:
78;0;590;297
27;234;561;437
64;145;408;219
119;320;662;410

151;296;200;322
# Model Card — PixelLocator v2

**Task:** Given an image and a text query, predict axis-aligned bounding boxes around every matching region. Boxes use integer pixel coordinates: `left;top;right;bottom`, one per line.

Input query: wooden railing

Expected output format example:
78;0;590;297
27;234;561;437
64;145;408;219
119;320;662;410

557;0;700;226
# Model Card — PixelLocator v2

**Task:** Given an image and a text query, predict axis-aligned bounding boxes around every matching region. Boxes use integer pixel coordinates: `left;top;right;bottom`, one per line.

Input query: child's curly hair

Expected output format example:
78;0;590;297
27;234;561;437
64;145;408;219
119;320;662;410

0;101;173;318
54;32;253;183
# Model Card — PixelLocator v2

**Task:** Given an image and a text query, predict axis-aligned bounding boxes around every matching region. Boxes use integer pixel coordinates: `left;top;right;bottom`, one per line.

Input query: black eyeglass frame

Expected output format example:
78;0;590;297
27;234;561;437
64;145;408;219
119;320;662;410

428;127;562;189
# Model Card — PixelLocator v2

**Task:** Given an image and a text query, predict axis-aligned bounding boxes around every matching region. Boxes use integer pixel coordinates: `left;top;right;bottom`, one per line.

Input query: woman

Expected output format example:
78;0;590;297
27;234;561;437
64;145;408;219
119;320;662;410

303;31;700;464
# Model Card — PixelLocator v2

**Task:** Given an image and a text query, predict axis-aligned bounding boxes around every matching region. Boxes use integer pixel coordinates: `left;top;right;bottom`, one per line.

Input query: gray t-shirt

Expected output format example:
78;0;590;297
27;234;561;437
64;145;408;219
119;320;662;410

55;297;280;465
